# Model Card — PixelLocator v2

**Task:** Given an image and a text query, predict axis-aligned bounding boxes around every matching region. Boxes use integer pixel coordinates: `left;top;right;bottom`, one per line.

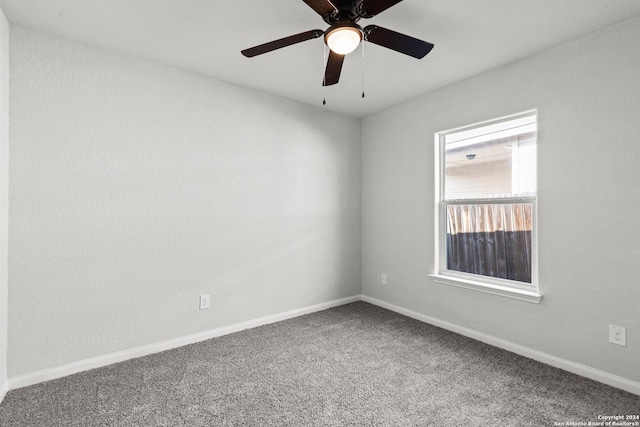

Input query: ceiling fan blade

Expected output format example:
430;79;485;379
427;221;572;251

323;50;345;86
359;0;403;17
302;0;338;17
364;25;434;59
241;29;324;57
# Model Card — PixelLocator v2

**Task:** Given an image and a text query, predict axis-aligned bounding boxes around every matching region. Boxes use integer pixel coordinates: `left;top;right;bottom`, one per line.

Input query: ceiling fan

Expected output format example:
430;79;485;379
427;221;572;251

241;0;434;86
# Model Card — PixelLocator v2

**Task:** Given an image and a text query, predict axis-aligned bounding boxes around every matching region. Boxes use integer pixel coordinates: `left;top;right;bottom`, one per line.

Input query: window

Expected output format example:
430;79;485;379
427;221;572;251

430;111;541;303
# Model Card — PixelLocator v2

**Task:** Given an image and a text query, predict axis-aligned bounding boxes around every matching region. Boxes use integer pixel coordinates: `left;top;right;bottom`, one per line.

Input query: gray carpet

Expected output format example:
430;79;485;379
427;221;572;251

1;302;639;426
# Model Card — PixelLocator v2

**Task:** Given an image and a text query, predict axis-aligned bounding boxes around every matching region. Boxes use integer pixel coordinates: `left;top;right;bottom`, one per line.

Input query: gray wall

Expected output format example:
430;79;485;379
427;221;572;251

8;27;361;377
361;17;640;382
0;6;9;398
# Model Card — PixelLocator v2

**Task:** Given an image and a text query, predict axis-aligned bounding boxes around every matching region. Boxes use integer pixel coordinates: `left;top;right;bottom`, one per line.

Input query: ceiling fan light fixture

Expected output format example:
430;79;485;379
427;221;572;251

325;25;362;55
241;0;435;88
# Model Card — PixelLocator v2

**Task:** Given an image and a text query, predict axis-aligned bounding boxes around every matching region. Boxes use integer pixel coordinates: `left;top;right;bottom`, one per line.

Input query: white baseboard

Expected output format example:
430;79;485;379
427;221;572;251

362;294;640;396
0;379;7;403
8;295;361;390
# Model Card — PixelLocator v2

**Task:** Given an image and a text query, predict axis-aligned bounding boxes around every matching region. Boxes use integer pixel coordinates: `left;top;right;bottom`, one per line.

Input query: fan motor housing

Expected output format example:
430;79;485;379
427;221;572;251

323;0;365;24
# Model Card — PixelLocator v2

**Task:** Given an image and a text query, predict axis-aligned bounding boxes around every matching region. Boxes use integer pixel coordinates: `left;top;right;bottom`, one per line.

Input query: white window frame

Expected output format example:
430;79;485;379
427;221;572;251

430;110;541;303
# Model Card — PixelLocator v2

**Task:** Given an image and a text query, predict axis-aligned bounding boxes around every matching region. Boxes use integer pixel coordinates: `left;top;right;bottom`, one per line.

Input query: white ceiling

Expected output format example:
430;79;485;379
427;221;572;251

3;0;640;118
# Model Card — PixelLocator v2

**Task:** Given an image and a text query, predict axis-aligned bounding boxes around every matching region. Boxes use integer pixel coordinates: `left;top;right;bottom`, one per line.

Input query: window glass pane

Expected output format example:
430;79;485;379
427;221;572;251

446;203;532;283
444;122;536;200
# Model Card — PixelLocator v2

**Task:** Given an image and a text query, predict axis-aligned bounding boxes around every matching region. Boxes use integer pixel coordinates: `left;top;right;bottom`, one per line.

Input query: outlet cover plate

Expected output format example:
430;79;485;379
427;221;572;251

609;324;626;346
199;294;210;310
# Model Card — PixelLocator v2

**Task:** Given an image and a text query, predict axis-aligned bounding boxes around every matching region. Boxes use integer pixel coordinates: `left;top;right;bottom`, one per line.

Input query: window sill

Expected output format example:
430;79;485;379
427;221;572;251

429;274;542;304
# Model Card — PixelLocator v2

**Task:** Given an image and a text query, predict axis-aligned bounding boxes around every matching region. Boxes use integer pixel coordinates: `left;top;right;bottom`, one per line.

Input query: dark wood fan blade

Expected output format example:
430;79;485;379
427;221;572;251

364;25;434;59
323;50;345;86
302;0;338;17
360;0;403;17
241;30;324;57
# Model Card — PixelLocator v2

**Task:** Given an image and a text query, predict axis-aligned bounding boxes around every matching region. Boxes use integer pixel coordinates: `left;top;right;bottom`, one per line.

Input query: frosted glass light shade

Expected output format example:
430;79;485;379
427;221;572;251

326;27;362;55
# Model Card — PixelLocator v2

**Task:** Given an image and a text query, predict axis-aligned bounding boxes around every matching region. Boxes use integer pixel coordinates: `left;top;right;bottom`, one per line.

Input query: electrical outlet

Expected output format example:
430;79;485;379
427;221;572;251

380;272;388;285
199;294;210;310
609;324;626;347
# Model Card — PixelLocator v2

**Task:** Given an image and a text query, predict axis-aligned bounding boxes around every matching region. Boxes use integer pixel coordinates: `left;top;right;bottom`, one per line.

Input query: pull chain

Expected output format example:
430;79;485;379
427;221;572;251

361;40;366;99
322;43;327;106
